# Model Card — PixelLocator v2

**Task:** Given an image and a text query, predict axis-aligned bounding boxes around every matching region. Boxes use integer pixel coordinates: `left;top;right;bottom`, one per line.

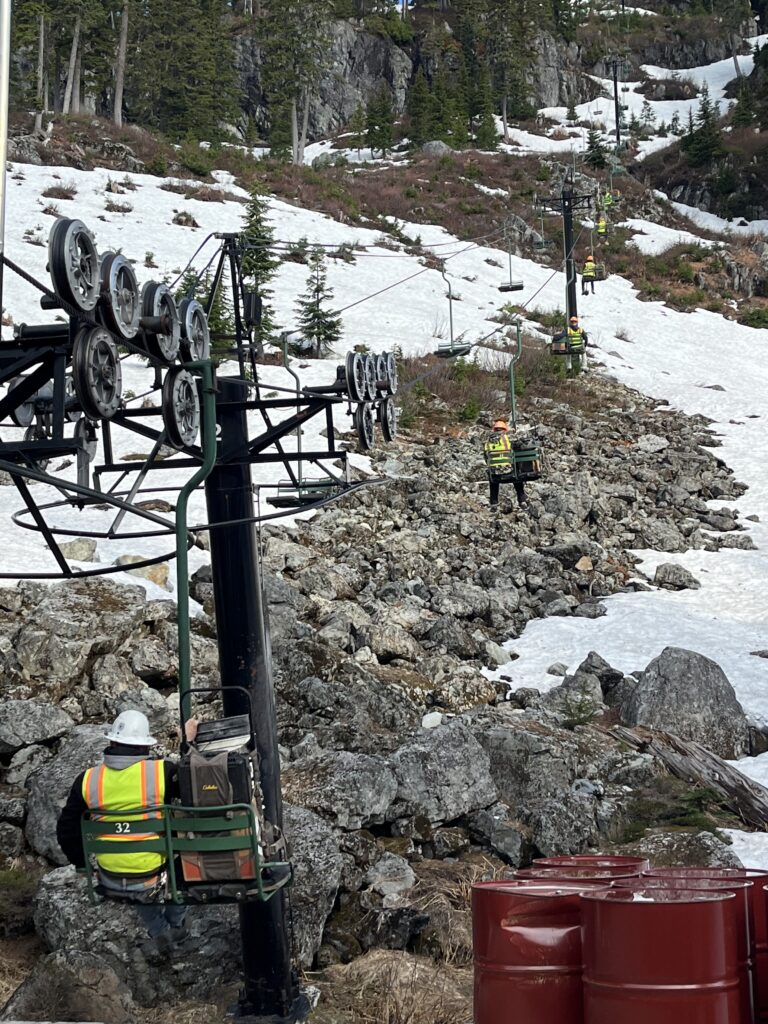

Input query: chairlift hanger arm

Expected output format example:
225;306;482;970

246;399;330;459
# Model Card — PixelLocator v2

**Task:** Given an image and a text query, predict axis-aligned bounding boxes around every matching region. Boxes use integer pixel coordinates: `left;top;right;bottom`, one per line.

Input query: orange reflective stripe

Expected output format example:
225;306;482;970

97;765;105;809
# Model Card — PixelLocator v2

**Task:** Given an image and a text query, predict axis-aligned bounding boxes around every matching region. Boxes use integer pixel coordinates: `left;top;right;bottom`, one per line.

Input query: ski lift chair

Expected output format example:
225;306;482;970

80;694;292;906
436;342;473;358
595;262;607;281
266;476;340;509
533;238;555;252
510;438;543;482
498;279;525;294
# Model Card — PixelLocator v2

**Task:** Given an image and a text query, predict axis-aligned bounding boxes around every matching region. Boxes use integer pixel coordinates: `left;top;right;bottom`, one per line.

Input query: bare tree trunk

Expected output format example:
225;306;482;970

297;90;310;165
113;1;129;127
34;14;45;133
730;32;744;81
291;97;299;164
71;49;82;114
501;92;508;141
61;16;81;115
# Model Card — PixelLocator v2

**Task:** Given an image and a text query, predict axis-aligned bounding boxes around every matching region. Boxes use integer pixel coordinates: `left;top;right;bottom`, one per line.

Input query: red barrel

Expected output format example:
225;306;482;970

650;866;768;1021
535;855;650;873
581;889;741;1024
613;877;753;1023
472;881;595;1024
515;865;640;880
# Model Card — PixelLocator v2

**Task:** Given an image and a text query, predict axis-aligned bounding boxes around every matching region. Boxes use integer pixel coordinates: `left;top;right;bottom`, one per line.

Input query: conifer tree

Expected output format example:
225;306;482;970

474;71;498;150
640;98;656;132
366;84;395;157
585;128;608;168
669;110;683;135
349;102;367;155
406;69;431;147
241;187;281;352
294;248;342;358
682;84;724;166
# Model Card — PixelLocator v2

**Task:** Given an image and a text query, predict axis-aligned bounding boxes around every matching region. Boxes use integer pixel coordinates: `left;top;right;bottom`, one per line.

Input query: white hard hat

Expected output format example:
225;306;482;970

105;710;156;747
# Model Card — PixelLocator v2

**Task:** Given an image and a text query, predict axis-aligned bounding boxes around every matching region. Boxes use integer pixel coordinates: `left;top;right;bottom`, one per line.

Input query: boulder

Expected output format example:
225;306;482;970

421;141;452;156
283;804;343;968
33;866;241;1007
654;562;701;591
0;701;73;754
364;852;416;899
282;751;397;830
0;949;135;1023
619;830;742;868
387;720;497;824
619;648;750;759
25;726;107;864
0;822;23;860
57;538;99;562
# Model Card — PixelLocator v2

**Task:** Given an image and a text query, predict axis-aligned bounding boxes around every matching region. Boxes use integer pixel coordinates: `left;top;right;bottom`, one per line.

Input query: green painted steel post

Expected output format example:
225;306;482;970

508;322;522;427
174;360;217;727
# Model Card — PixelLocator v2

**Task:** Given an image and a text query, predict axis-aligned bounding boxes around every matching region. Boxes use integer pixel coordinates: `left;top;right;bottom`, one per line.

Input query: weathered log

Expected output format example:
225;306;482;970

608;725;768;831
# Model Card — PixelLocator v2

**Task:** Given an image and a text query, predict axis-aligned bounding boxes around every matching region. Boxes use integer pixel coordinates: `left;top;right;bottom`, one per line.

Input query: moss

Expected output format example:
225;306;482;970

0;867;40;938
617;777;732;845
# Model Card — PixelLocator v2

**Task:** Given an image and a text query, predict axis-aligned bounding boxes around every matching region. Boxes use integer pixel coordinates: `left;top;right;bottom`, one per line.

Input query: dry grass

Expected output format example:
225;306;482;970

105;198;133;214
316;950;472;1024
0;935;43;1006
137;1001;232;1024
41;181;77;200
410;856;505;967
173;210;200;228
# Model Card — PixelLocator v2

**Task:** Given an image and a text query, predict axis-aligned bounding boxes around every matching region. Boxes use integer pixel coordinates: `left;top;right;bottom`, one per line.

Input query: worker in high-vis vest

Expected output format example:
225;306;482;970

603;191;614;211
57;709;198;953
582;254;597;296
597;215;608;238
483;419;528;509
552;317;589;371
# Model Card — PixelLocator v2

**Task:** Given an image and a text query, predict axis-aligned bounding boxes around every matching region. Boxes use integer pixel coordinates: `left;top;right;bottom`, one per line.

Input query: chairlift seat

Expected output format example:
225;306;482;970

533;239;554;252
266;477;340;508
81;803;291;906
498;280;525;293
551;339;569;356
195;715;252;754
595;262;607;281
436;343;473;359
511;442;543;481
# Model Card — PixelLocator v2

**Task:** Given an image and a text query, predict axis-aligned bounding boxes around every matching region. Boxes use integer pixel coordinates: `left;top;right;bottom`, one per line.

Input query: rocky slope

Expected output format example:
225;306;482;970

0;370;762;1021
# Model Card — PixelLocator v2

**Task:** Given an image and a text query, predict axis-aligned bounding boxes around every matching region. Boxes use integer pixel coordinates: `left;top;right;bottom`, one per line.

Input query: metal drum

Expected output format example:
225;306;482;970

515;865;640;880
581;889;741;1024
650;866;768;1021
535;855;650;873
613;877;753;1024
472;881;597;1024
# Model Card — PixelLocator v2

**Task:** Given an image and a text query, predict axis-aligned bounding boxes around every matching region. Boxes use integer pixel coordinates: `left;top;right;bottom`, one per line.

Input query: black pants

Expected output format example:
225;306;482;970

582;278;595;295
489;474;526;507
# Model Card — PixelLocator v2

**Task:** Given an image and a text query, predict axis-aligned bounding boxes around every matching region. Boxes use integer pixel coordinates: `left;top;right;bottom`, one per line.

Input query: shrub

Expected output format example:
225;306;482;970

105;199;133;214
42;180;77;200
172;210;200;228
738;307;768;328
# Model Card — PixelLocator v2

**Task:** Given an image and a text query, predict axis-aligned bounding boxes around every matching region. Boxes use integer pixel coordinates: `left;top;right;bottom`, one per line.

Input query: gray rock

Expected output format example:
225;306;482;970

546;662;568;677
25;726;108;864
364;852;415;899
620;647;750;759
57;538;99;562
282;751;397;830
387;720;497;824
33;866;240;1007
635;434;670;454
421;140;452;156
0;949;135;1023
654;562;701;591
0;787;26;825
621;830;742;868
284;803;343;968
0;822;23;860
0;701;74;754
354;623;423;664
3;745;54;787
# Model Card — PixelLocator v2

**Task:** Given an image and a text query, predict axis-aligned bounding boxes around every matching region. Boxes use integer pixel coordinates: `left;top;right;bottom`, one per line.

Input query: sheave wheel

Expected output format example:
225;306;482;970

48;218;100;312
354;402;375;451
379;396;397;442
179;299;210;361
65;375;82;422
375;353;387;392
162;368;200;449
23;424;50;472
345;352;366;403
99;253;140;339
385;352;398;396
72;326;123;420
74;417;98;462
8;376;35;427
363;354;377;401
141;282;181;363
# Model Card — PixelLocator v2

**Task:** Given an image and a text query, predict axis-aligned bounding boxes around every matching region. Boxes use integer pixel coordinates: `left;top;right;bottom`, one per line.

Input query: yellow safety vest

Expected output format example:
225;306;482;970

583;260;596;279
484;432;513;475
604;193;614;208
567;329;584;351
597;220;607;235
82;760;166;877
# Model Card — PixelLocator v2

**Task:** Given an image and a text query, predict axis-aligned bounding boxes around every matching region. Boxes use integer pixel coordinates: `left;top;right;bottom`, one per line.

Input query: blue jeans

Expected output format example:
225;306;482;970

136;902;188;938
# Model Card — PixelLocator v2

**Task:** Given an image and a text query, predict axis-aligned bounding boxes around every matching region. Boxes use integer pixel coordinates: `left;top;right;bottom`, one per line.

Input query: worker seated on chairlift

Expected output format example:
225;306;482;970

597;214;608;238
483;419;529;510
581;254;597;296
552;316;589;353
57;710;199;954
